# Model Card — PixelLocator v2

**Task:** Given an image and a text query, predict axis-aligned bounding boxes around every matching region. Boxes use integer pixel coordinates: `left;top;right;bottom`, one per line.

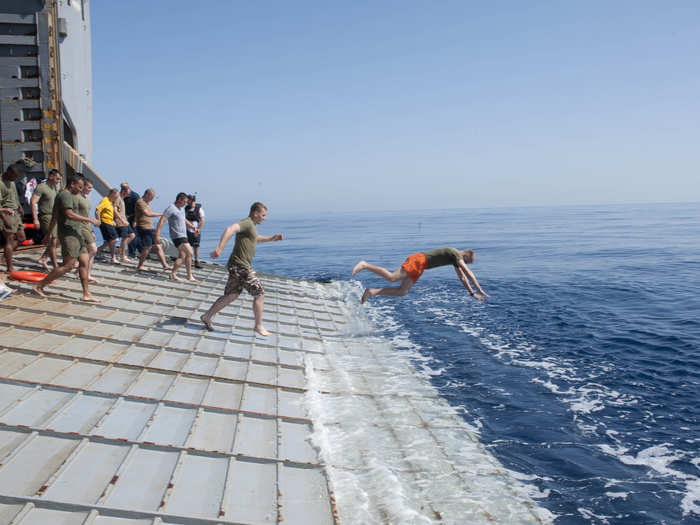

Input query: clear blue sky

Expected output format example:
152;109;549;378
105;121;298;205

92;1;699;219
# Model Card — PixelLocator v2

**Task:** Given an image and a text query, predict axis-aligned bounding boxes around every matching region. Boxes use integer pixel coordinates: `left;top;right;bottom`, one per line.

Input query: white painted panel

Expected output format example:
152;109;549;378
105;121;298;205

164;454;228;519
0;382;32;412
52;361;104;388
247;363;277;385
0;434;78;495
234;416;276;458
163;376;207;405
42;441;130;503
223;459;277;524
0;389;73;427
278;367;305;389
141;405;196;446
104;448;178;511
203;381;242;411
91;368;139;394
128;371;174;399
12;355;71;383
50;394;114;434
0;350;37;376
279;421;318;464
213;359;247;381
240;385;276;415
93;400;155;440
0;429;28;461
148;351;187;372
182;355;217;375
19;508;89;525
279;390;308;419
187;410;236;453
279;465;333;525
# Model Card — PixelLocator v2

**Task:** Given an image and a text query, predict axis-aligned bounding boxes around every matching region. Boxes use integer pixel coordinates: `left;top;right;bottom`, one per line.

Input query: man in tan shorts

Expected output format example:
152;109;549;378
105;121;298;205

31;168;62;271
34;175;101;302
200;202;283;336
0;163;26;273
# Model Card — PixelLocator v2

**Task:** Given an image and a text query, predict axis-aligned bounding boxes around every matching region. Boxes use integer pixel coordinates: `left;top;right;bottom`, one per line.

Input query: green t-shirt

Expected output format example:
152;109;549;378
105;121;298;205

424;247;462;269
0;178;19;210
75;194;92;235
54;189;82;236
227;217;258;269
34;182;58;216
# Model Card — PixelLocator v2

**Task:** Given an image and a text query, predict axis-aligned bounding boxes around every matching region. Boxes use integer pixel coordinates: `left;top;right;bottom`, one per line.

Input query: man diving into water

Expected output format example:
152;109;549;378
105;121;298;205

352;248;489;304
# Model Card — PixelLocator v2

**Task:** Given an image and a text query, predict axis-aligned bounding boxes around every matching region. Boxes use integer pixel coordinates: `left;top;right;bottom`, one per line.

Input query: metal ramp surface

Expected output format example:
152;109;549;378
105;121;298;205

0;253;339;525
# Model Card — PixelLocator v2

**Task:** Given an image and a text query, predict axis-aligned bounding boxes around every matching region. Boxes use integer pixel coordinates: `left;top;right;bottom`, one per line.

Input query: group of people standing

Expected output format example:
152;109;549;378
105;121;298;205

3;161;488;338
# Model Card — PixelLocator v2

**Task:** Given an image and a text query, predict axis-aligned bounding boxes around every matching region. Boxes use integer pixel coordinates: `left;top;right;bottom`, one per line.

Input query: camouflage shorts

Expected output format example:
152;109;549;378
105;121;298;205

225;264;264;297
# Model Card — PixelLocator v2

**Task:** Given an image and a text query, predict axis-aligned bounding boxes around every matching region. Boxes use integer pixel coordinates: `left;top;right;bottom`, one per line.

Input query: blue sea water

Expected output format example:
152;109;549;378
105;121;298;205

201;203;700;524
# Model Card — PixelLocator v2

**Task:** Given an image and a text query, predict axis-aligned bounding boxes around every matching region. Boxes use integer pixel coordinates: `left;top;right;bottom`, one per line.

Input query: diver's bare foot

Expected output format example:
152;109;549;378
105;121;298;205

187;276;198;283
200;315;214;331
351;261;367;276
88;277;100;284
162;265;173;271
38;259;50;272
33;285;47;298
82;295;101;303
169;274;183;282
121;257;133;263
254;325;271;337
361;288;372;304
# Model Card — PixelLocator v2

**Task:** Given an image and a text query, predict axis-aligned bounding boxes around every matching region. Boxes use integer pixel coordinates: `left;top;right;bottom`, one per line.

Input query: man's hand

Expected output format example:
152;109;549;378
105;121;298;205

90;218;100;227
33;218;40;229
272;233;283;241
1;208;14;216
210;248;222;259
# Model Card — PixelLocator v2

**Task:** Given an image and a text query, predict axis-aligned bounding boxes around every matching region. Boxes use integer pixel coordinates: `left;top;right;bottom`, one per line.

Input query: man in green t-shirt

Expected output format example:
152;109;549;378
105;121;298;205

352;247;489;304
0;163;27;273
31;168;62;271
34;175;101;302
200;202;283;336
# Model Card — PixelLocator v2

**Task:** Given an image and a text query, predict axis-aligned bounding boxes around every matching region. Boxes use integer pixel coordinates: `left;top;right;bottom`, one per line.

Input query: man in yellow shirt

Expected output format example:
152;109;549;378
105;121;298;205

95;188;119;264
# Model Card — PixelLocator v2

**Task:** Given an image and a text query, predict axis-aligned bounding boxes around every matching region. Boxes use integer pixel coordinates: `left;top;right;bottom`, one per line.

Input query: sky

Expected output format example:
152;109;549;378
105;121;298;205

91;1;699;219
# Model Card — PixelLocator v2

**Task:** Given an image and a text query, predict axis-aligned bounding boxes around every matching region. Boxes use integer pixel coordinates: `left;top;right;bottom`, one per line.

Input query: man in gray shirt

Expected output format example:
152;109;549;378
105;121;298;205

155;192;197;282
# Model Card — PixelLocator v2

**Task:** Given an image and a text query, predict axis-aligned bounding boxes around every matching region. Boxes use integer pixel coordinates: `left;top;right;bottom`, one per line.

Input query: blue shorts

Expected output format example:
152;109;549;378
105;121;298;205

99;223;118;242
173;237;188;248
116;225;130;238
137;228;156;247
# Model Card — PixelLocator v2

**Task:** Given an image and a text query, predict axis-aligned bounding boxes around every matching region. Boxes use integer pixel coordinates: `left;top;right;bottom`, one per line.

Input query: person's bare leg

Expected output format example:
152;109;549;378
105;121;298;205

33;256;77;297
184;245;197;282
252;294;270;336
120;233;135;262
169;245;185;281
109;239;119;263
3;233;16;273
362;277;414;304
155;244;171;270
136;245;152;270
86;243;98;282
48;237;58;269
200;292;240;330
352;261;403;282
77;253;99;302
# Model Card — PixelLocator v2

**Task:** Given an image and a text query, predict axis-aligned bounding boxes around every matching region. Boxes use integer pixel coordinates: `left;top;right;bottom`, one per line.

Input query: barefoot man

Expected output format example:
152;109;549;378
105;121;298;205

352;248;489;304
200;202;283;336
34;175;101;302
134;188;171;272
0;163;27;273
155;192;197;282
31;168;61;271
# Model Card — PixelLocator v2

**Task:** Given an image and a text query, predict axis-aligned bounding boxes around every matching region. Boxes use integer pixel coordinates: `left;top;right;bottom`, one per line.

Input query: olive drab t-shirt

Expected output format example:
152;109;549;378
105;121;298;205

0;178;19;210
34;182;58;216
75;194;92;236
227;217;258;269
423;247;462;269
54;189;82;236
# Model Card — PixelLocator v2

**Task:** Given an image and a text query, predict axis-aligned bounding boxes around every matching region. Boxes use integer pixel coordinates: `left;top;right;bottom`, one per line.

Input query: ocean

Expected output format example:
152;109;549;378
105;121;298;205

198;203;700;524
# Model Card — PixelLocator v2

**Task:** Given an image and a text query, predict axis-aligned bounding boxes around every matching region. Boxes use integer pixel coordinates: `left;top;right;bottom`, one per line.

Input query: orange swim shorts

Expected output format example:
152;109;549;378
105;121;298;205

401;252;427;283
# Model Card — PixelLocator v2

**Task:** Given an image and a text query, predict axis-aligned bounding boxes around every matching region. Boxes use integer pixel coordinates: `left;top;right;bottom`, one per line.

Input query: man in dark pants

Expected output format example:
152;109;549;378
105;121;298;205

120;182;140;257
185;194;205;268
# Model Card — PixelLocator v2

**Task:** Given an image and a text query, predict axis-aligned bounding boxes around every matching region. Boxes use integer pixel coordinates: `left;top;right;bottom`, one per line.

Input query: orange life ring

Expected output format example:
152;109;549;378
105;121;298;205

20;239;34;246
8;270;47;283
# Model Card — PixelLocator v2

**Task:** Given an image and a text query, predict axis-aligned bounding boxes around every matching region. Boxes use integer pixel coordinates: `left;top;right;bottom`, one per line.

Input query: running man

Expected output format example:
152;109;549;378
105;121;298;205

134;188;171;271
34;175;101;302
0;163;26;273
31;168;61;271
200;202;283;336
155;192;197;282
352;248;489;304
